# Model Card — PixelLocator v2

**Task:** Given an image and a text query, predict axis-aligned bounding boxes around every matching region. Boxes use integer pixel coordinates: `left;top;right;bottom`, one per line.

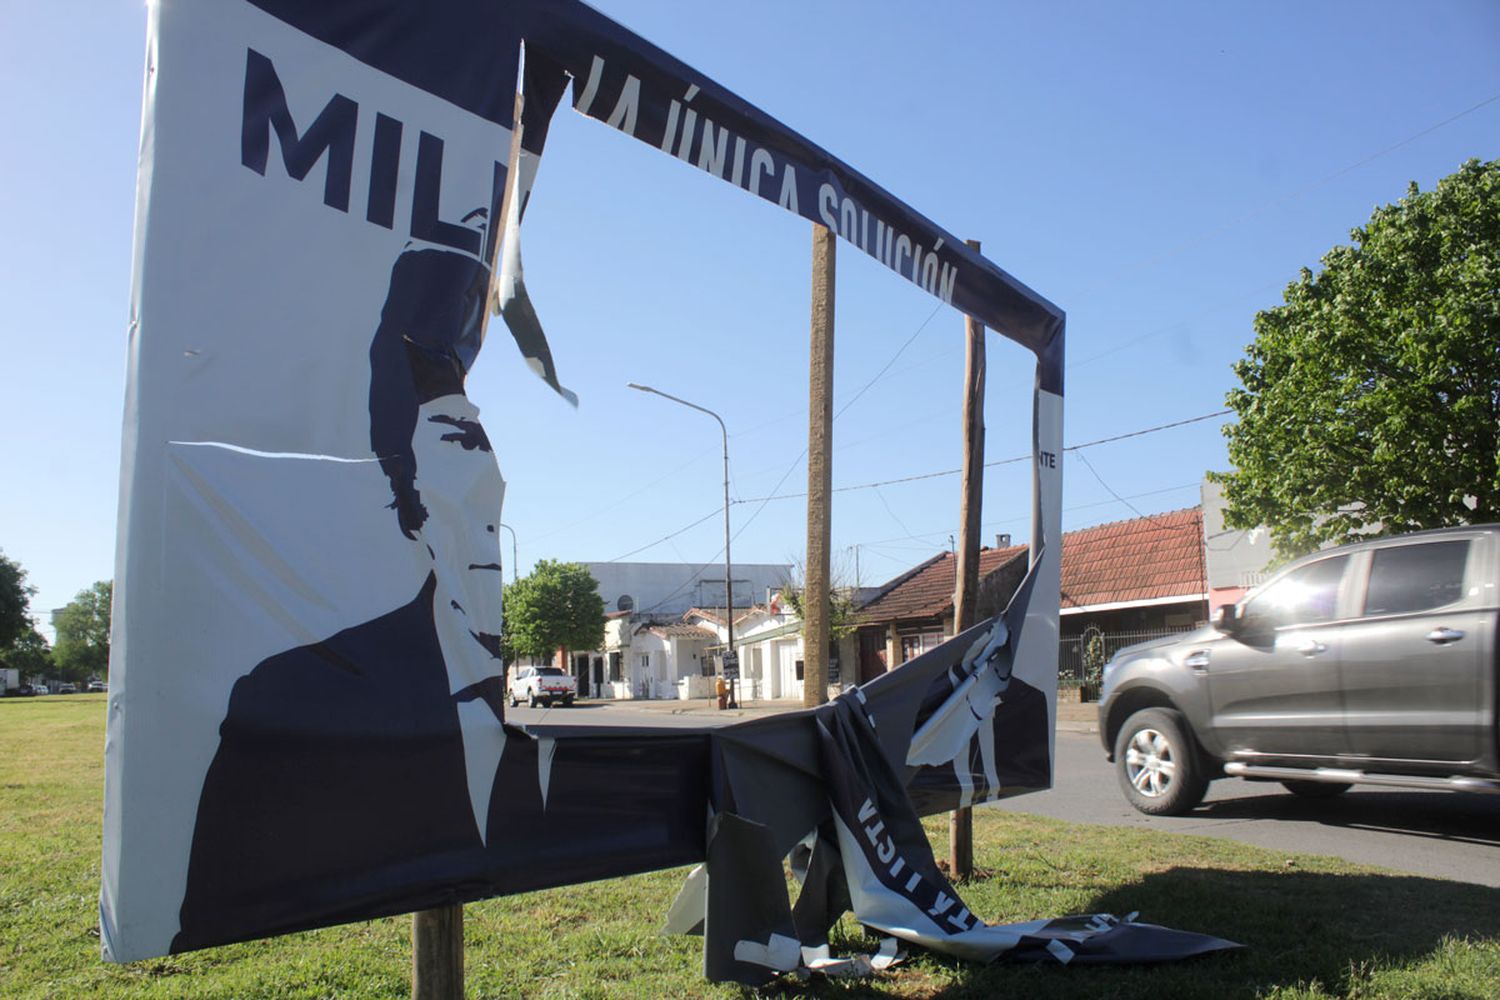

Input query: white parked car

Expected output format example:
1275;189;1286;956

507;666;577;708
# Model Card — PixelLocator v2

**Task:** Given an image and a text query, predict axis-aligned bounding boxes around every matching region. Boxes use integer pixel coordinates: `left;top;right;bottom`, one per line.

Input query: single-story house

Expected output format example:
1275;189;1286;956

853;508;1217;682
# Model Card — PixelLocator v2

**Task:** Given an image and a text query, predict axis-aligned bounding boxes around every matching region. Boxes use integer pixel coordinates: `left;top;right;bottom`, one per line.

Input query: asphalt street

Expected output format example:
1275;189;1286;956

1000;729;1500;888
514;701;1500;888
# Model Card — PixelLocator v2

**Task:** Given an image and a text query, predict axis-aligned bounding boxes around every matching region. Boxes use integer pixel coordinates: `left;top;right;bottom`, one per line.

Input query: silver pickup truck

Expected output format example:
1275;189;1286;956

1098;525;1500;815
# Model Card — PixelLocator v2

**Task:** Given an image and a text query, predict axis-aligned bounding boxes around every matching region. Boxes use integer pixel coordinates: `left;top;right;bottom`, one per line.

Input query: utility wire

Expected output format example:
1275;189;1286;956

855;482;1203;549
602;303;949;584
1073;449;1210;593
722;302;948;547
733;409;1231;504
605;507;723;562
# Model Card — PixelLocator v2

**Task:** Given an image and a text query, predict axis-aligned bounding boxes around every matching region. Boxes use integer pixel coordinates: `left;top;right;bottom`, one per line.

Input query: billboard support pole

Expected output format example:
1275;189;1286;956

804;224;836;707
412;904;463;999
949;238;985;881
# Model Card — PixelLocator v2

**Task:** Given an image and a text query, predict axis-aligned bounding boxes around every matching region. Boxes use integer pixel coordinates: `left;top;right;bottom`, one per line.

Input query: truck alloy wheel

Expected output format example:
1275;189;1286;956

1114;707;1208;816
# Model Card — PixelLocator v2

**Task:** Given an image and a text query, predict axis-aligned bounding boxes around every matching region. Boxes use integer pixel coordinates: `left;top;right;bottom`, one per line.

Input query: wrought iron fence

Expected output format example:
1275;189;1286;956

1057;625;1197;700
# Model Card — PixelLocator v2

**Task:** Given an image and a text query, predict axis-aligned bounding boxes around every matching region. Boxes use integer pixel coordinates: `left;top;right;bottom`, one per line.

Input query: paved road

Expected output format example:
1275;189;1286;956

517;702;1500;887
998;730;1500;888
509;702;749;730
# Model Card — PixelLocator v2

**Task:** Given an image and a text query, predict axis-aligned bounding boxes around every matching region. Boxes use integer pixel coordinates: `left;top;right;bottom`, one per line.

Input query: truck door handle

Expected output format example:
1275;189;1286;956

1296;639;1327;657
1425;627;1465;645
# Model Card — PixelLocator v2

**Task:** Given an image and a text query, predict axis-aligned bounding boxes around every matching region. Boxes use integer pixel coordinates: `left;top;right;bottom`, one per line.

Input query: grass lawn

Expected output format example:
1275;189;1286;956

2;694;1497;999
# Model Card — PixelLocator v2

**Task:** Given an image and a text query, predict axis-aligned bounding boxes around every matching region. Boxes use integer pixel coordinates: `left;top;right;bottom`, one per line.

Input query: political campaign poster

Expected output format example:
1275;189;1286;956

101;0;1237;983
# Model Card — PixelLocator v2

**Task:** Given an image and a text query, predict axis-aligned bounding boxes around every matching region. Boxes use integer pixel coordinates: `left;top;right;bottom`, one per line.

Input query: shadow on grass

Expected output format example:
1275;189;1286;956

892;867;1500;1000
1191;787;1500;848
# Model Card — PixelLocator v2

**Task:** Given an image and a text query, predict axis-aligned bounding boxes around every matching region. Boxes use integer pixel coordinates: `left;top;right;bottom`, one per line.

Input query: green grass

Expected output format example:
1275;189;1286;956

2;695;1497;998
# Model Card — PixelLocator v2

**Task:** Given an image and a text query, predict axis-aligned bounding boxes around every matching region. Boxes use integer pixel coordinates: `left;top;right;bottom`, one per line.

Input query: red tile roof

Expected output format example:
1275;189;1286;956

857;507;1206;624
1061;507;1204;609
684;606;766;627
640;623;720;640
856;546;1027;624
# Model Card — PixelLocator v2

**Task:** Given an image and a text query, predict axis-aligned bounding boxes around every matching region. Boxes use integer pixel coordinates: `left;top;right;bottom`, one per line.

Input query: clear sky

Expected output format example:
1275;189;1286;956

2;0;1498;636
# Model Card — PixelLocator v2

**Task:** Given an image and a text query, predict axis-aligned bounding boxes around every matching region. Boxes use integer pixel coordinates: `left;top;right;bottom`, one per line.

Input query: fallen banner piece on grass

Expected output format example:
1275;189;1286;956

104;0;1235;984
656;573;1240;984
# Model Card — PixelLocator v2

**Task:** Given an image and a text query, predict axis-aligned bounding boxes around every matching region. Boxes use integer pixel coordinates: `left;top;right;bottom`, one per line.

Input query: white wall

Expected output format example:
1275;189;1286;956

1201;479;1275;597
587;561;792;617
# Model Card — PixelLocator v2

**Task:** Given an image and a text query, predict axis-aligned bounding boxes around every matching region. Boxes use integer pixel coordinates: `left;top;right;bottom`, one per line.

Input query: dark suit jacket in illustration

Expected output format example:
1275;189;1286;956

172;574;708;953
905;676;1052;815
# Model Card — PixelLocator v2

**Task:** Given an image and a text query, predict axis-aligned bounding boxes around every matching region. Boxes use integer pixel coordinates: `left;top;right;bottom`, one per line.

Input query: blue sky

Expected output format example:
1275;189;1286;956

2;0;1498;635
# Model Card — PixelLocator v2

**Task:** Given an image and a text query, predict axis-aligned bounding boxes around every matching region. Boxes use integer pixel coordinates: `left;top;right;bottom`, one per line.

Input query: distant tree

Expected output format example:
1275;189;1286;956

502;561;604;664
0;626;53;681
0;551;36;652
53;581;113;682
1213;158;1500;557
777;577;859;641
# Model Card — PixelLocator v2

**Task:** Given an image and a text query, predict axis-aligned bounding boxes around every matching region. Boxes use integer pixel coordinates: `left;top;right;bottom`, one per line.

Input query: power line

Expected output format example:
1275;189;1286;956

723;302;949;547
600;302;949;589
1068;409;1231;451
605;506;723;562
732;409;1231;504
853;482;1203;549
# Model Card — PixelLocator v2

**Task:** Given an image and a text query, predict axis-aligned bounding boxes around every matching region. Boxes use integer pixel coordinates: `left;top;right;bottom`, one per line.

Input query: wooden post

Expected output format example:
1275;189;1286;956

950;238;985;881
804;224;836;707
412;904;463;1000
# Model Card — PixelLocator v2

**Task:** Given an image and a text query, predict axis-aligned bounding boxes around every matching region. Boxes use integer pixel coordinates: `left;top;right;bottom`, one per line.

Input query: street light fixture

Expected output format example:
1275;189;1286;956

497;522;519;584
626;382;738;707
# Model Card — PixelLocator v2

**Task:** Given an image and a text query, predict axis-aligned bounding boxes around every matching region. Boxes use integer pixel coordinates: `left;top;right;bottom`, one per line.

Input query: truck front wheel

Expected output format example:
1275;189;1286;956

1114;707;1209;816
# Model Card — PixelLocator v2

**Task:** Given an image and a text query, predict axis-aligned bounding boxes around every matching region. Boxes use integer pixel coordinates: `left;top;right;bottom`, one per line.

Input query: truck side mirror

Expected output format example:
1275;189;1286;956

1212;604;1240;634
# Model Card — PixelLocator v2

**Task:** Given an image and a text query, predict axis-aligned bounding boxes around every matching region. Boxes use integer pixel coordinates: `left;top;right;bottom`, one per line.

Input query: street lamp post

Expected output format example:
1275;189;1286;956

497;522;519;584
626;382;737;707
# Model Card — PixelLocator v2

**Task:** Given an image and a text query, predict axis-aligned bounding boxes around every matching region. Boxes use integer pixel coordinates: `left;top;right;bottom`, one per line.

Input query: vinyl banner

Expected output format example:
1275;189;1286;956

104;0;1071;970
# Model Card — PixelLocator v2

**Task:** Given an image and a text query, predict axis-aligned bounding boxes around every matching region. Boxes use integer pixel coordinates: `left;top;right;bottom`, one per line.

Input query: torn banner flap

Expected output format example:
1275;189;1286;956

905;549;1041;768
491;42;577;407
811;692;1242;969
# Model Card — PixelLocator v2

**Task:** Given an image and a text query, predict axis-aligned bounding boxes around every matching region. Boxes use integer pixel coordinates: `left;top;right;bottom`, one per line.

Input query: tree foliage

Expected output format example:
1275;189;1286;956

0;551;36;652
1213;158;1500;557
778;582;859;641
502;561;604;661
0;626;53;680
53;580;113;682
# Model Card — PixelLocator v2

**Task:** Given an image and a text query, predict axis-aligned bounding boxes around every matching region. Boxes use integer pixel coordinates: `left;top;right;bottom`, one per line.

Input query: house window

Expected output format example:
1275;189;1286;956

794;659;805;681
609;652;622;682
638;653;650;671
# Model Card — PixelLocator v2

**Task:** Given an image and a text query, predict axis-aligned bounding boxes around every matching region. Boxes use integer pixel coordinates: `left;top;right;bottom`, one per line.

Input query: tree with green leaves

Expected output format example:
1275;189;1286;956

1;626;53;681
1;551;36;652
1213;158;1499;558
502;561;604;664
778;581;859;641
53;580;113;683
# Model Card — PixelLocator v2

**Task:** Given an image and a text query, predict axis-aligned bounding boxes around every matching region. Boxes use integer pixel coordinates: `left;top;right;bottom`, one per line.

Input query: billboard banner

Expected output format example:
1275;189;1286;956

104;0;1093;978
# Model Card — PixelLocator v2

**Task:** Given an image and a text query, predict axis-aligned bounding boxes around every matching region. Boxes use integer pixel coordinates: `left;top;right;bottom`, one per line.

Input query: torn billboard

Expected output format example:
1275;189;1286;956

104;0;1231;981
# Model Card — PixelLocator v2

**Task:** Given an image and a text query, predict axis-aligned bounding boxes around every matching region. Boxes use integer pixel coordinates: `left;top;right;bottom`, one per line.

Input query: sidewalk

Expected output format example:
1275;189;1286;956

582;693;1099;733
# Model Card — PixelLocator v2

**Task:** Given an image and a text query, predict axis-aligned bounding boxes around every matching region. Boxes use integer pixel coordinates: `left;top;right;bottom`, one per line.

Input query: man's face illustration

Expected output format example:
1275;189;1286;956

410;393;505;646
